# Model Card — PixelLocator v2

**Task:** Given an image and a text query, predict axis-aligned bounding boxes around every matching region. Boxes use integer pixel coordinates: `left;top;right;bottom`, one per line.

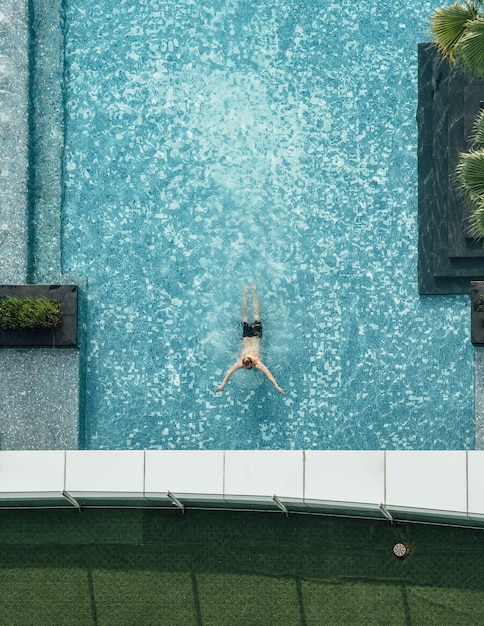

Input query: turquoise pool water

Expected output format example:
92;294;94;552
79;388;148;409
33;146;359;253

58;0;473;449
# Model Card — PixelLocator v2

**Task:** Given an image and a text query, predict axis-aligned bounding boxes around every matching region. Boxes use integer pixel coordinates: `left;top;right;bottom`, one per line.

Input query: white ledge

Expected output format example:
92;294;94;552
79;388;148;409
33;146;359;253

0;450;483;524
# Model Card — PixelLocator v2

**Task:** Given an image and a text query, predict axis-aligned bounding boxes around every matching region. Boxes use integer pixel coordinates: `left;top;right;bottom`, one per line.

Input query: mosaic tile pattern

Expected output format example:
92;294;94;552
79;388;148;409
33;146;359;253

61;0;474;449
29;0;65;283
0;0;29;283
0;349;79;449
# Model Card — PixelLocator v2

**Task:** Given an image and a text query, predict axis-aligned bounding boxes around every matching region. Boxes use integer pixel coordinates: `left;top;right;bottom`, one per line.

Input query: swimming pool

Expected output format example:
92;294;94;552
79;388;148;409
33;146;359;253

49;0;473;449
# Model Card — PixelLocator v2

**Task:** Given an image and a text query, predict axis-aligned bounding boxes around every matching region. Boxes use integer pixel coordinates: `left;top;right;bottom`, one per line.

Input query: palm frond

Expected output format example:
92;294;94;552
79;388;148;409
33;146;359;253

456;149;484;202
470;109;484;147
455;18;484;76
467;198;484;239
430;2;478;62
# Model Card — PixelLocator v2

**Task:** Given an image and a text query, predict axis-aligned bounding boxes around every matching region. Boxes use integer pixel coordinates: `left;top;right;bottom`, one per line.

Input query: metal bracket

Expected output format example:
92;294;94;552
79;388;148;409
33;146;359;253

167;490;185;512
272;494;288;517
62;490;82;512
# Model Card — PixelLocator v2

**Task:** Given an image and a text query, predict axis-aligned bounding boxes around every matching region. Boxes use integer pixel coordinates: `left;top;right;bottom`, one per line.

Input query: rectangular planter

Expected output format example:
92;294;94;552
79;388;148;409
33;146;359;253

0;285;78;348
417;45;484;294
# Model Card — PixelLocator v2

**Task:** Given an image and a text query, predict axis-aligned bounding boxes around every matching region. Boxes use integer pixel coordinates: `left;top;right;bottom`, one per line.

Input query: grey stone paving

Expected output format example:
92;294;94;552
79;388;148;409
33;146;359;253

0;349;79;449
0;1;29;283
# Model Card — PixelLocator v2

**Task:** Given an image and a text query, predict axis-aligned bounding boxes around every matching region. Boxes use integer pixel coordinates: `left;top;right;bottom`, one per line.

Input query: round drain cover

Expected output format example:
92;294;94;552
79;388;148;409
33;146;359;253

393;541;410;559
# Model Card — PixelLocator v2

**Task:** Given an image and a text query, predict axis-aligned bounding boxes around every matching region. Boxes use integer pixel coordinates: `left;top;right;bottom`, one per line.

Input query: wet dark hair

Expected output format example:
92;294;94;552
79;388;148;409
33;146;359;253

243;357;253;368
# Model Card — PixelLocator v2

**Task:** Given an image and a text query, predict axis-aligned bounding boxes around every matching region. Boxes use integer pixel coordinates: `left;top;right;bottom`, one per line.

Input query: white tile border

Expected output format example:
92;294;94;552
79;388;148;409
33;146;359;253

144;450;224;495
65;450;145;493
304;450;385;504
224;450;304;499
467;451;484;515
0;450;483;523
385;451;467;512
0;450;65;493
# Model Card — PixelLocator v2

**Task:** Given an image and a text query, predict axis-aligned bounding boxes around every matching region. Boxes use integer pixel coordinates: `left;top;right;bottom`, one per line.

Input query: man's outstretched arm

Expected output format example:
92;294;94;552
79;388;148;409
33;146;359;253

216;361;242;392
255;361;284;395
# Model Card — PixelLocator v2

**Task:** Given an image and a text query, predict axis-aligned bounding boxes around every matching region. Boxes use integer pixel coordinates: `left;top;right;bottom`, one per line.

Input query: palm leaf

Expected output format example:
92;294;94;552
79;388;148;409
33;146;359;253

470;109;484;146
456;149;484;203
430;2;478;62
468;198;484;239
455;18;484;76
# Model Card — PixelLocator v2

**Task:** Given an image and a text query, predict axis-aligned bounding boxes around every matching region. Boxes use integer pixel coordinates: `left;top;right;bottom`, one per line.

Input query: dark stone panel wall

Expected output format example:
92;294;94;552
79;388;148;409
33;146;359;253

418;45;484;294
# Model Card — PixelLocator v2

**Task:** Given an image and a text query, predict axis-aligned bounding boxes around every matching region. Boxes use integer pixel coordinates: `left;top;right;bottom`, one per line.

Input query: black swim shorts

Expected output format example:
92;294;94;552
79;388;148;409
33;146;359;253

242;320;263;338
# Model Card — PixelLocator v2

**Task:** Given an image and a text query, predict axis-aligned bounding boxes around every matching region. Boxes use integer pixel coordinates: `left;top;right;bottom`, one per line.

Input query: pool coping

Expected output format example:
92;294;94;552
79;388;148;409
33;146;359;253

1;450;483;527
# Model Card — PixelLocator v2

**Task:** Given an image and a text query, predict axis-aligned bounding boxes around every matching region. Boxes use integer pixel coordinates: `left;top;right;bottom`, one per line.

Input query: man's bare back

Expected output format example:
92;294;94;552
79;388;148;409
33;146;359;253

215;285;284;395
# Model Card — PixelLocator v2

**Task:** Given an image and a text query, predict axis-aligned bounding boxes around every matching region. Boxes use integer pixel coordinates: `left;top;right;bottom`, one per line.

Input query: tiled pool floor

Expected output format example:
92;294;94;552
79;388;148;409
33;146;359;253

1;0;476;450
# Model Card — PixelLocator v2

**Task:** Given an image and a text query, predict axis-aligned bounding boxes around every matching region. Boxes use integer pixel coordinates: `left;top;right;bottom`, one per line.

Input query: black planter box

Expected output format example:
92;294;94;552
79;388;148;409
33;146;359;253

0;285;78;347
418;45;484;294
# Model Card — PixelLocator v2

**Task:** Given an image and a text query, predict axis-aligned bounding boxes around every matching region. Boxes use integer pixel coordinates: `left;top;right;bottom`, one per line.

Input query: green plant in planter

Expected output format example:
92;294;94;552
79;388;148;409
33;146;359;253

430;0;484;77
430;2;484;240
0;297;62;330
456;109;484;238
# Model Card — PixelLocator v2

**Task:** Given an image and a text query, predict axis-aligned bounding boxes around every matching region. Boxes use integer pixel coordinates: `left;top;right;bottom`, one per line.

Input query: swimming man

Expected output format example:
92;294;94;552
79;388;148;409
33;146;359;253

216;285;284;395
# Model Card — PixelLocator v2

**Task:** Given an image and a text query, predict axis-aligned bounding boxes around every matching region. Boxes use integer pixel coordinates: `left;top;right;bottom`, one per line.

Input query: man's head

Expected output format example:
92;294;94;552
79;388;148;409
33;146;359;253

242;357;253;370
